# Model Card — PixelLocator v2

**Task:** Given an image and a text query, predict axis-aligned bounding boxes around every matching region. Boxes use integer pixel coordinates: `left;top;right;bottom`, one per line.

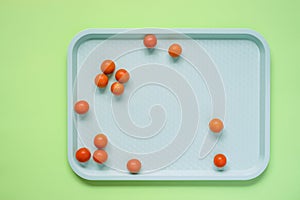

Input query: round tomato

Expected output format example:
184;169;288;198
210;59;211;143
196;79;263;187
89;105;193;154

75;147;91;162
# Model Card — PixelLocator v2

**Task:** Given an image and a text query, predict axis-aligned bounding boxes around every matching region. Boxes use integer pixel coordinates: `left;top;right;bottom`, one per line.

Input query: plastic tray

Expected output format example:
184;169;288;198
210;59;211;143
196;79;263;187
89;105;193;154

67;28;270;180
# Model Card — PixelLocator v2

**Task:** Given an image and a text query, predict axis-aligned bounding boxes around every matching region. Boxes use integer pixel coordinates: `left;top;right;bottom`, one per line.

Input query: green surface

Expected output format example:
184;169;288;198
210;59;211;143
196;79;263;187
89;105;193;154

0;0;299;199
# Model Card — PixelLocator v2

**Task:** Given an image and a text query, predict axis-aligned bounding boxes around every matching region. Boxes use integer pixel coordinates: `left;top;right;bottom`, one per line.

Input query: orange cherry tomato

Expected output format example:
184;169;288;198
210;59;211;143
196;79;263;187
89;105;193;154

94;134;108;149
143;34;157;48
75;147;91;162
168;43;182;57
115;69;130;83
94;73;109;88
214;154;227;168
74;100;89;114
127;159;142;174
111;82;124;96
209;118;224;133
93;149;108;164
101;60;115;74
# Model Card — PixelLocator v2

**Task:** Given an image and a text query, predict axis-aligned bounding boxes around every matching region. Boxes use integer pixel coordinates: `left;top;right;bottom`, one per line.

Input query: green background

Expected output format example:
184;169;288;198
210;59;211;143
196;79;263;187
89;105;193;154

0;0;299;199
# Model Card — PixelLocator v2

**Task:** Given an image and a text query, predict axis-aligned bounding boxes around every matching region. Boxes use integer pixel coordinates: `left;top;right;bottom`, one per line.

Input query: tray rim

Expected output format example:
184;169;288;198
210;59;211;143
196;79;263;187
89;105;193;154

67;28;270;181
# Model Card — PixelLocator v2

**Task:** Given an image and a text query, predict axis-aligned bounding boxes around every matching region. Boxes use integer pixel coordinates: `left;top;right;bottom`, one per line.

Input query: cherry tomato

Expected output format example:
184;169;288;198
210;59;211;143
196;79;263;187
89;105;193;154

127;159;142;174
94;134;108;149
94;73;108;88
115;69;130;83
209;118;224;133
168;43;182;57
143;34;157;48
74;100;89;114
75;147;91;162
214;154;227;168
111;82;124;96
101;60;115;74
93;149;108;164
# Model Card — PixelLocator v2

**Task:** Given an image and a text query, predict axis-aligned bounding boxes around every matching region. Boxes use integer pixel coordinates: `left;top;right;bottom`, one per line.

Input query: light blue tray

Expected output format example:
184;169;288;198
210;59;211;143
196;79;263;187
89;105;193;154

67;28;270;180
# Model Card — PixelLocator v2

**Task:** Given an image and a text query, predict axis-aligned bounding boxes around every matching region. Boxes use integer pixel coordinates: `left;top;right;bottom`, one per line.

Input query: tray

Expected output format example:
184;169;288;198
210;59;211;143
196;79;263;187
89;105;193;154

67;28;270;180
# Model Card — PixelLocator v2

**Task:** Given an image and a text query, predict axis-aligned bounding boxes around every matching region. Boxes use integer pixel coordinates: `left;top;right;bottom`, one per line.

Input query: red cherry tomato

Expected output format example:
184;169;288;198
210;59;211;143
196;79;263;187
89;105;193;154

214;154;227;168
75;147;91;162
111;82;124;96
94;73;108;88
115;69;130;83
101;60;115;74
168;43;182;57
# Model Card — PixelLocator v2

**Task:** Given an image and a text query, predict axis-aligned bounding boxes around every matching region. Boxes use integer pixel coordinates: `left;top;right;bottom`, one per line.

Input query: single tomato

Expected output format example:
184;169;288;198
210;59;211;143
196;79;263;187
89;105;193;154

115;69;130;83
209;118;224;133
101;59;115;74
94;134;108;149
168;43;182;57
74;100;89;114
111;82;124;96
75;147;91;162
214;154;227;168
143;34;157;48
93;149;108;164
94;73;109;88
127;159;142;174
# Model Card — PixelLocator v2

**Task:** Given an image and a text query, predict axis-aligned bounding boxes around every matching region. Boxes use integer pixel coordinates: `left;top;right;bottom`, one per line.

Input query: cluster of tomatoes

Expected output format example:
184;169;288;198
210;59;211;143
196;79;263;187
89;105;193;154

73;62;130;115
75;134;108;164
75;134;141;174
95;60;130;96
